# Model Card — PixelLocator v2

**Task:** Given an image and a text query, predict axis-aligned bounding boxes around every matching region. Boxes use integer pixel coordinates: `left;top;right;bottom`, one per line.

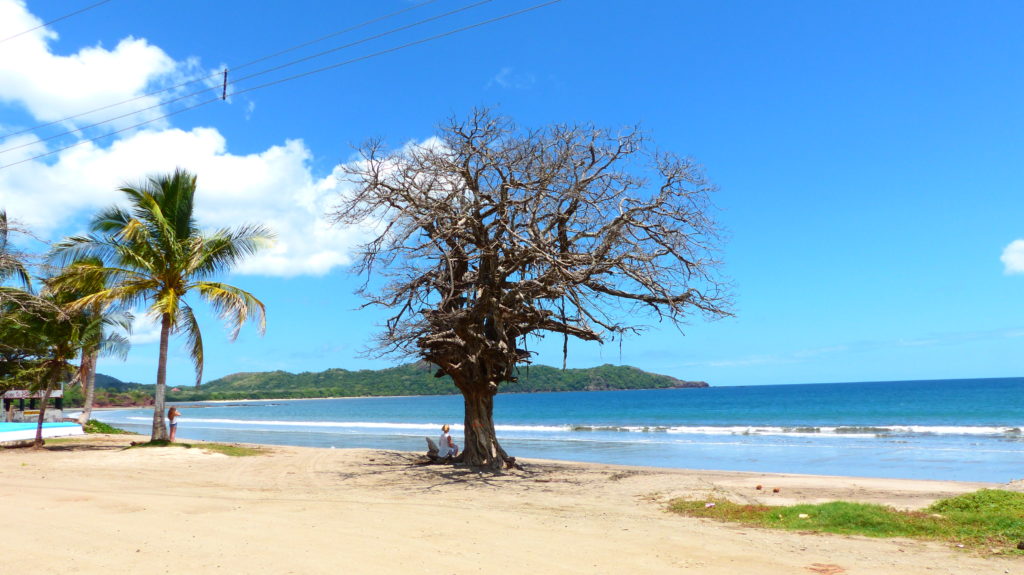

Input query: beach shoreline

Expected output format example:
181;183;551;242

3;433;1020;574
82;381;1024;484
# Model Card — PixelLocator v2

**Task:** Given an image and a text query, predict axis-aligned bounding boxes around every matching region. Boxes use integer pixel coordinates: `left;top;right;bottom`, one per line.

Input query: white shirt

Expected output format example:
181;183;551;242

438;431;453;457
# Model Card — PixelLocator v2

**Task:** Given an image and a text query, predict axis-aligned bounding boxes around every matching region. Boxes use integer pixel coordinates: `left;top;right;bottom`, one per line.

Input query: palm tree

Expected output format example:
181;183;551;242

51;259;132;425
50;169;272;441
74;315;131;425
1;286;85;448
0;210;47;403
23;291;82;448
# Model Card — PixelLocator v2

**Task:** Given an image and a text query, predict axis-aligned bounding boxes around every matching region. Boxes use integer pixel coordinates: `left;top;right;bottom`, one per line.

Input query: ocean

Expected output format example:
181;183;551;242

90;377;1024;483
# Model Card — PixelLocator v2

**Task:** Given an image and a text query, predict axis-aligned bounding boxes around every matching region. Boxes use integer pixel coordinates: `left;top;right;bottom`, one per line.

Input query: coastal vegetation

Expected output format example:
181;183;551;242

3;287;82;447
3;173;270;441
2;218;133;446
669;489;1024;555
49;169;272;440
331;109;731;469
56;257;133;426
59;363;706;404
59;373;153;407
82;419;130;434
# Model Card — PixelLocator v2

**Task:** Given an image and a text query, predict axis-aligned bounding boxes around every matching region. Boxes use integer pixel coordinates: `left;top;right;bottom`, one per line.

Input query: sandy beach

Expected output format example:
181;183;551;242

2;434;1020;575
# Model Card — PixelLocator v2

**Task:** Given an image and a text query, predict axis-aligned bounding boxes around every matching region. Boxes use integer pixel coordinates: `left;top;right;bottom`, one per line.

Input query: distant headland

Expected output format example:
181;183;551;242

67;363;708;405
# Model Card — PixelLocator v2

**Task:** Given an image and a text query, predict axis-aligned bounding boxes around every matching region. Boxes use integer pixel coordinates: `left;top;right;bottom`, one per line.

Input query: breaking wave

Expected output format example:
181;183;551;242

120;416;1021;438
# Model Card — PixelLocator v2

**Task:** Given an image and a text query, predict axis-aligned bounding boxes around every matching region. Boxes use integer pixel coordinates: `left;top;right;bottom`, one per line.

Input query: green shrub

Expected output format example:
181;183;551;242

927;489;1024;515
669;489;1024;555
83;419;129;434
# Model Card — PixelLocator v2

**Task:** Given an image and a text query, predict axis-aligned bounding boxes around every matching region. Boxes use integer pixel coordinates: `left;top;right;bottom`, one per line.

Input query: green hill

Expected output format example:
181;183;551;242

62;373;151;407
94;372;143;391
163;363;708;402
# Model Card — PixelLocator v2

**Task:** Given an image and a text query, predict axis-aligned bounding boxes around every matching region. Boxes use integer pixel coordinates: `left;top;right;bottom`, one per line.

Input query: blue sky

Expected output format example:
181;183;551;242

1;0;1022;387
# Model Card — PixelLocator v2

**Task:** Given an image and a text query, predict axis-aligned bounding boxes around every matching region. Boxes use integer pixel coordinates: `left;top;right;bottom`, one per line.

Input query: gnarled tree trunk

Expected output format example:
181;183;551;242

452;366;517;470
460;382;499;468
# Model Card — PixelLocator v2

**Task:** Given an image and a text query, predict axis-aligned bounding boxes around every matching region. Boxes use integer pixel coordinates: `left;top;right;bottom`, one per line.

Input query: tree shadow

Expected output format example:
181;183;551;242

333;450;595;494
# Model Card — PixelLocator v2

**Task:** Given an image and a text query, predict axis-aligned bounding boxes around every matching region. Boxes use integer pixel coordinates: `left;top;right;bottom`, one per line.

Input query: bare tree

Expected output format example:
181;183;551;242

331;110;732;470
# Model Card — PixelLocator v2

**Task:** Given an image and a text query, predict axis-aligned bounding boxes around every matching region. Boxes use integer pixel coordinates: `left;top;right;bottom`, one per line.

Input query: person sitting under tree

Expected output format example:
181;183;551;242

438;424;459;458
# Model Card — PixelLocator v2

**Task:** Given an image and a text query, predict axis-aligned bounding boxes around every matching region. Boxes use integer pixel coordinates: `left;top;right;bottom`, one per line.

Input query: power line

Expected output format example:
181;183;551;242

231;0;443;74
229;0;497;88
231;1;564;98
0;0;495;156
0;0;565;171
0;74;222;143
0;85;219;156
0;95;222;171
1;0;443;141
0;0;115;45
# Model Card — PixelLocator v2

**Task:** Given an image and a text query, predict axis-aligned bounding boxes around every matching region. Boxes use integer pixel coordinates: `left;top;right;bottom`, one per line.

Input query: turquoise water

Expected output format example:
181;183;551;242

90;377;1024;482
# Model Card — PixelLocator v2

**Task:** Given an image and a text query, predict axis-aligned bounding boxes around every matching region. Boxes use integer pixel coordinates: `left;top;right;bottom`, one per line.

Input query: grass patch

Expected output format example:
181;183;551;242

127;439;181;448
83;419;130;434
198;443;263;457
668;489;1024;555
127;440;263;456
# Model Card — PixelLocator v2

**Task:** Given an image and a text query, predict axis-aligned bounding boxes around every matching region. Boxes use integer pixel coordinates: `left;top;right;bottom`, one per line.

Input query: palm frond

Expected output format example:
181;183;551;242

196;281;268;340
97;331;131;361
1;210;33;290
191;224;276;279
49;233;120;268
89;205;133;235
177;303;204;387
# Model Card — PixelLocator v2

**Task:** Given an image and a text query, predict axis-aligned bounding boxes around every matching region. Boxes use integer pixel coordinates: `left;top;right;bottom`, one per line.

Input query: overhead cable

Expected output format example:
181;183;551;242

0;0;495;156
0;0;565;171
230;0;443;74
0;0;115;46
0;0;443;141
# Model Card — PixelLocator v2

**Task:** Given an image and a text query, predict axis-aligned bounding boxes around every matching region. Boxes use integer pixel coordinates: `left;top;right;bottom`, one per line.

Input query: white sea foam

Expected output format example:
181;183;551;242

123;416;567;433
573;424;1023;437
121;416;1021;437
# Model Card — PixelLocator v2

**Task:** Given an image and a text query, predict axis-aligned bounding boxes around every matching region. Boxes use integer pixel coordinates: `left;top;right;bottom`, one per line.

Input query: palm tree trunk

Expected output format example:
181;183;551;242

33;381;53;449
151;313;171;441
77;350;98;425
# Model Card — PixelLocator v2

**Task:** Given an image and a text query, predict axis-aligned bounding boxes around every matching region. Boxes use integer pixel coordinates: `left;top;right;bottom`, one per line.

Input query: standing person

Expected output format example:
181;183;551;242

438;424;459;458
167;407;180;442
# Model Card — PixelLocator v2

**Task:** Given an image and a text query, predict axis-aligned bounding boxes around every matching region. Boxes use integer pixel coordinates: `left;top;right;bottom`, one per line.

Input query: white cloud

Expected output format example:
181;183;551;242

126;311;162;345
1001;239;1024;275
0;0;365;277
0;0;190;134
487;67;535;90
0;127;365;276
